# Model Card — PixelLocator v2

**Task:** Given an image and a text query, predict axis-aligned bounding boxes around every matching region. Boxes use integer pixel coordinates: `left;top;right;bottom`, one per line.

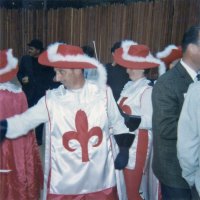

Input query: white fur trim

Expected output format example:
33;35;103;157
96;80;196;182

0;49;18;75
91;60;107;90
156;44;178;59
121;40;138;52
47;43;107;89
0;82;22;93
158;61;166;76
121;40;166;75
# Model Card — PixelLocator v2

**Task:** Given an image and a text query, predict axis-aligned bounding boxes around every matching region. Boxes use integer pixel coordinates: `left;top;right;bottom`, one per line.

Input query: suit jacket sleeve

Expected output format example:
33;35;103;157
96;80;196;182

17;55;35;84
152;78;180;140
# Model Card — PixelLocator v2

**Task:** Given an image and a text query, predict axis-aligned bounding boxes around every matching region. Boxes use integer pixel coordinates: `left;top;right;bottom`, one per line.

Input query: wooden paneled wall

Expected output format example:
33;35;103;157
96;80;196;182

0;0;199;63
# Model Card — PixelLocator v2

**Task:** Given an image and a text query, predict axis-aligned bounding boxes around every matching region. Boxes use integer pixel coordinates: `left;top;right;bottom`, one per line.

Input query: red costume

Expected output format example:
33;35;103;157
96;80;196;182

0;49;43;200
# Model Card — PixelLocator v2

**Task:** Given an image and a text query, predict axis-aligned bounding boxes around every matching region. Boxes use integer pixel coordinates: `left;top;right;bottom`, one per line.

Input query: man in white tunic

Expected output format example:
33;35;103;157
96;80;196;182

0;43;136;200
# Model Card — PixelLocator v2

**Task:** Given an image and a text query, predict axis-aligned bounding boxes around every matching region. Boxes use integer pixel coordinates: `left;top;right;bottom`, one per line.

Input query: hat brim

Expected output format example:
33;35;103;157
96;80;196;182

113;48;159;69
0;67;18;83
38;51;96;69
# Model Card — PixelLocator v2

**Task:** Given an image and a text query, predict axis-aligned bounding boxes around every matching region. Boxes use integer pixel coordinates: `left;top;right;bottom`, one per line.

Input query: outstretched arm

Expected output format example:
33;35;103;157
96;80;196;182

0;96;49;140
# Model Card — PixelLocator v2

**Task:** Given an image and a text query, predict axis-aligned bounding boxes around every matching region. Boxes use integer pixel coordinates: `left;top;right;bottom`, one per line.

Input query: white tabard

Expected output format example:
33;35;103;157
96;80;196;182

43;81;120;197
6;80;129;199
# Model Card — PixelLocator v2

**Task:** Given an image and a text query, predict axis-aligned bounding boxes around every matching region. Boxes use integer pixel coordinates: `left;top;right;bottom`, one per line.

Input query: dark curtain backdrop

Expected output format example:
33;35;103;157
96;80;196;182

0;0;199;63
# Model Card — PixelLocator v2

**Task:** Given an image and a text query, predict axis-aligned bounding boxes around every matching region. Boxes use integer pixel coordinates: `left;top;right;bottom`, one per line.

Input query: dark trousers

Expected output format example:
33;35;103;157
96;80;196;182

35;123;44;146
161;183;192;200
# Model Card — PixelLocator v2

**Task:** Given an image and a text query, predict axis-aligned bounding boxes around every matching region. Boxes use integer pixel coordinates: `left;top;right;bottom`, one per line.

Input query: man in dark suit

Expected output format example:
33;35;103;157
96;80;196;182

17;39;58;145
152;25;200;199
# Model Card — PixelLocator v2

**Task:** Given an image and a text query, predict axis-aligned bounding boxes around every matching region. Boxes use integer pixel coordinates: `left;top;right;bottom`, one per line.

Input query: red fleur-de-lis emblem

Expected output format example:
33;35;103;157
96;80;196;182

62;110;103;162
118;97;132;115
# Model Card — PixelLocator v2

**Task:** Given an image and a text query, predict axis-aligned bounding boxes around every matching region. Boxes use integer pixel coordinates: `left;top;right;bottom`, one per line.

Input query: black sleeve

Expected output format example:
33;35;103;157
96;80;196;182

0;120;7;142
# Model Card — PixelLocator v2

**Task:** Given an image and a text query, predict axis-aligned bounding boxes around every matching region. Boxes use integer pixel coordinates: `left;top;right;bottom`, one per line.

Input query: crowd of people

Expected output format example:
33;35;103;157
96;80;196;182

0;25;200;200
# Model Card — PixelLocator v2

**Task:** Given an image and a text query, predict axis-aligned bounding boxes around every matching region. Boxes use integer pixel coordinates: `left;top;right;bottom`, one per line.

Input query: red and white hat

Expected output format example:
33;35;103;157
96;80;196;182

38;42;107;88
156;44;182;66
113;40;165;76
0;49;18;83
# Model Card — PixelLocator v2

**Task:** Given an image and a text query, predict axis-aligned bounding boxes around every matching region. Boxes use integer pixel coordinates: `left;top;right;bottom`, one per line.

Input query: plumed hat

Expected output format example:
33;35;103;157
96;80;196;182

113;40;165;76
0;49;18;83
38;42;107;88
156;44;182;66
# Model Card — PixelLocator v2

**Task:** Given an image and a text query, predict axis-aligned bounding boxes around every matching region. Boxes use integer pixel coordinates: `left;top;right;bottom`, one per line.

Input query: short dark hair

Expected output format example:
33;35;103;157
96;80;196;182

82;45;95;58
181;25;200;53
27;39;44;51
111;41;122;53
144;68;151;75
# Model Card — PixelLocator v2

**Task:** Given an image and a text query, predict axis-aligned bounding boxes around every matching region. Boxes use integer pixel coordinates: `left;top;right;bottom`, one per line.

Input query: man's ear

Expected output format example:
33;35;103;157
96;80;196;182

188;43;198;54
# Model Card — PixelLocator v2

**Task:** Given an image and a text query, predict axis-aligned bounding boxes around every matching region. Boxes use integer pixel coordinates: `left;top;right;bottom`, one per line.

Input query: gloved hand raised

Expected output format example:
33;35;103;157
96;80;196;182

0;120;8;142
126;115;141;132
114;147;129;170
114;133;135;170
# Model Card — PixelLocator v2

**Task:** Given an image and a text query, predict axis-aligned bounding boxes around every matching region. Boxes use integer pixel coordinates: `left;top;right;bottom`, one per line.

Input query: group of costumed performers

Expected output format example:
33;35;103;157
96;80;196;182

0;43;140;200
0;40;183;200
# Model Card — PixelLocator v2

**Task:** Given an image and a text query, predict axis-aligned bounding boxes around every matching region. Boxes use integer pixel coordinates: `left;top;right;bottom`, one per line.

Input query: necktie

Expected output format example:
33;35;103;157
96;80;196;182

196;74;200;81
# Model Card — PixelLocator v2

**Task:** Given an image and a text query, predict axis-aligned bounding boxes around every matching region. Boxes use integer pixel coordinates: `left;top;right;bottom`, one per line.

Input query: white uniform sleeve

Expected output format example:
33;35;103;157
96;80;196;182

140;87;153;129
177;83;200;187
106;87;130;135
6;96;49;139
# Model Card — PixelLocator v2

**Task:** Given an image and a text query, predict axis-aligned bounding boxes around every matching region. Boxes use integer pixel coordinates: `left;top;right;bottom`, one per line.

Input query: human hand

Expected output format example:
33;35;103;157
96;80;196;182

114;133;135;170
114;147;129;170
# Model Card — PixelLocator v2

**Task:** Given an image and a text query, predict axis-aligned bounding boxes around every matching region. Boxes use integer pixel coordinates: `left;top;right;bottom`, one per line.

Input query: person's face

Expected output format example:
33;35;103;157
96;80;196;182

192;35;200;70
54;68;82;89
126;68;144;81
28;46;40;57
